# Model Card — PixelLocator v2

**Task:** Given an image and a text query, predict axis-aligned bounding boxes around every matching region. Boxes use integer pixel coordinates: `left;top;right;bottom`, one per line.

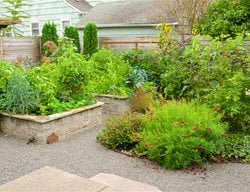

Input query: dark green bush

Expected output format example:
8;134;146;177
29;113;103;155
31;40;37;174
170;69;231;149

195;0;250;38
135;100;227;169
1;72;40;114
64;26;81;53
83;23;98;56
41;22;59;55
222;133;250;161
89;49;132;96
97;113;144;149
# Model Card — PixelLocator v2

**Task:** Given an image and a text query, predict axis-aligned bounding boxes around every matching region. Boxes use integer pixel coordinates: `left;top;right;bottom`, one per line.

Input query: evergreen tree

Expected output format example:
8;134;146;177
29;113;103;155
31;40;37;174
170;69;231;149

64;26;81;53
83;23;98;56
41;22;58;55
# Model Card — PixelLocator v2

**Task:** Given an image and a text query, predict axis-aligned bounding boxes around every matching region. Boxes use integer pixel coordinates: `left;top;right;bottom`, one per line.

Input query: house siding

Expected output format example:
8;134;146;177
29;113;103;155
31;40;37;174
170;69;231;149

78;26;160;40
0;0;85;36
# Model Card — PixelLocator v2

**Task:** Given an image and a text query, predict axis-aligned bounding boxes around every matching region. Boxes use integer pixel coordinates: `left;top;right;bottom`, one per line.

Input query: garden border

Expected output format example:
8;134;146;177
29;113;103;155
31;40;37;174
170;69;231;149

0;102;104;144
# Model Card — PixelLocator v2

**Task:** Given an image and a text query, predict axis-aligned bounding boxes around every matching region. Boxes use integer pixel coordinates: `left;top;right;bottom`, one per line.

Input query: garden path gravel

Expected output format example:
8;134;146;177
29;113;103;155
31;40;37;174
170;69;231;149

0;126;249;192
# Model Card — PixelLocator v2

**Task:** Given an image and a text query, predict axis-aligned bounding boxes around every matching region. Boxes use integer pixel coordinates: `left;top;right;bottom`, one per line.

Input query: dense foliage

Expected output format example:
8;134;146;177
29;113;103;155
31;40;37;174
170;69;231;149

41;22;59;55
89;49;132;96
135;100;227;169
64;26;81;53
196;0;250;38
97;24;249;169
97;99;228;169
0;40;95;115
160;35;250;132
83;23;98;56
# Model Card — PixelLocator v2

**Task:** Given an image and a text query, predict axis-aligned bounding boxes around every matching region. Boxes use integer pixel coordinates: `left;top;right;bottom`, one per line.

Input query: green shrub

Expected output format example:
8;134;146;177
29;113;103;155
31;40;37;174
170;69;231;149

55;40;94;102
0;60;21;95
41;22;59;55
83;22;98;56
160;35;249;132
89;49;132;96
1;72;40;114
97;113;144;149
135;100;227;169
222;133;250;161
123;49;161;84
195;0;250;38
28;39;96;115
27;63;58;109
64;26;81;53
206;72;250;133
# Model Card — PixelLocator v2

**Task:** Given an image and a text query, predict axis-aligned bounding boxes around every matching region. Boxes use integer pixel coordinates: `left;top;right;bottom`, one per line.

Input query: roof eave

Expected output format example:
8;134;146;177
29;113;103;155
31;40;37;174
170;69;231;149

76;22;178;29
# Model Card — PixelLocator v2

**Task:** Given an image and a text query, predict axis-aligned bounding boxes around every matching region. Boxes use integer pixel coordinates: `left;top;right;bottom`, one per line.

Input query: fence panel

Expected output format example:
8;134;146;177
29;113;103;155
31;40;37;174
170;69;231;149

0;37;41;63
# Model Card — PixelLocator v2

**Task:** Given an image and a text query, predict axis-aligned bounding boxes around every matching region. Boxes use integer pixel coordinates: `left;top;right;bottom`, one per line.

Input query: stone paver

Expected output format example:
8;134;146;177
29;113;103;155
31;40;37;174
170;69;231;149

0;166;107;192
91;173;161;192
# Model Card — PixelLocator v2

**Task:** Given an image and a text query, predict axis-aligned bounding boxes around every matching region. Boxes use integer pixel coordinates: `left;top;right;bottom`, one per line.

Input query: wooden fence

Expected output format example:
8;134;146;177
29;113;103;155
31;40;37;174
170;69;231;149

99;36;250;52
99;37;159;52
0;37;41;63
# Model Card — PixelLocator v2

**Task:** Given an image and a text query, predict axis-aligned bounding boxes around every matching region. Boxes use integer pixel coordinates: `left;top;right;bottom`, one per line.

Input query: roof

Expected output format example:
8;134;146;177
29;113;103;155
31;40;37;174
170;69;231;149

76;0;177;28
64;0;92;12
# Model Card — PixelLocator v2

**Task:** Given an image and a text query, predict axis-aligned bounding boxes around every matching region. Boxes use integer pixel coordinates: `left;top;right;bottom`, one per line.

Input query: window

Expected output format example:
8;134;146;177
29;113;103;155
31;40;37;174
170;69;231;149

62;20;71;35
31;22;39;36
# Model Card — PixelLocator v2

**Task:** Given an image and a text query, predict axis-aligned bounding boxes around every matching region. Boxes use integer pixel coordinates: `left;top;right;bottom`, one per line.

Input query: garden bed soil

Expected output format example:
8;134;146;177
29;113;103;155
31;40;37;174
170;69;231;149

96;94;132;121
0;102;104;144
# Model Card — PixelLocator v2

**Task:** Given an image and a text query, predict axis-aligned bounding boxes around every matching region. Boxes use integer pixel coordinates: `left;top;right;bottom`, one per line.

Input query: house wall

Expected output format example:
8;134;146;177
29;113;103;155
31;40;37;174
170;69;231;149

78;26;160;51
0;0;84;37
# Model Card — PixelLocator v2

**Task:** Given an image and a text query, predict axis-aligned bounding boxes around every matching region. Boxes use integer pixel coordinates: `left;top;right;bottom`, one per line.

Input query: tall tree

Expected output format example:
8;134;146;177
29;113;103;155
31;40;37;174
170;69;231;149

83;23;98;56
64;26;81;53
158;0;213;37
0;0;30;36
196;0;250;38
41;22;59;55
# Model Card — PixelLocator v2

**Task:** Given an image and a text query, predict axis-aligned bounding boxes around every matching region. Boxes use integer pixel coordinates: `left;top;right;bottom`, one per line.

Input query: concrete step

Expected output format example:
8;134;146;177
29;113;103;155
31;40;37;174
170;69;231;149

0;166;161;192
90;173;162;192
0;166;112;192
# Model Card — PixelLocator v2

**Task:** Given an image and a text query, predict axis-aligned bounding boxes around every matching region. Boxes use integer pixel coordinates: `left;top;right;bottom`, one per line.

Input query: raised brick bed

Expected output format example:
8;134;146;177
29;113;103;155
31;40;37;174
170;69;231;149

0;102;104;144
96;94;131;121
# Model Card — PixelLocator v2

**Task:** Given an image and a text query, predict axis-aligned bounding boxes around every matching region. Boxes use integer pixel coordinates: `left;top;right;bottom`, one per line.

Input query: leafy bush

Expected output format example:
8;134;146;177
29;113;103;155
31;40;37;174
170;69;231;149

41;22;59;55
135;100;227;169
0;60;21;95
64;26;81;53
27;63;58;109
97;113;144;149
123;49;161;84
89;49;132;96
1;72;40;114
55;41;93;102
222;133;250;161
160;35;249;132
195;0;250;38
83;22;98;56
126;66;150;89
206;72;250;133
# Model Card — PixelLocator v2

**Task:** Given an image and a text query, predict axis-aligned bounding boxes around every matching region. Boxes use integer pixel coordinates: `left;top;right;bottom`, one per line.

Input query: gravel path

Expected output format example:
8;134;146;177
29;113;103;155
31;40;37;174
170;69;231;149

0;127;249;192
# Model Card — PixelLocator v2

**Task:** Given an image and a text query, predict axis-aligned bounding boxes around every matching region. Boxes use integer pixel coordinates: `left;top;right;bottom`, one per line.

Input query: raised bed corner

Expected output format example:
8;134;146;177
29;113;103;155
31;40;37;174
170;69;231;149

96;94;131;120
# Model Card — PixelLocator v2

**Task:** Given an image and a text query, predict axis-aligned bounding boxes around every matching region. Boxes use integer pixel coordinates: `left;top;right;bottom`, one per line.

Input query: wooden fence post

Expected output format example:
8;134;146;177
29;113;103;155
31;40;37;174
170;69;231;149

0;38;3;60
